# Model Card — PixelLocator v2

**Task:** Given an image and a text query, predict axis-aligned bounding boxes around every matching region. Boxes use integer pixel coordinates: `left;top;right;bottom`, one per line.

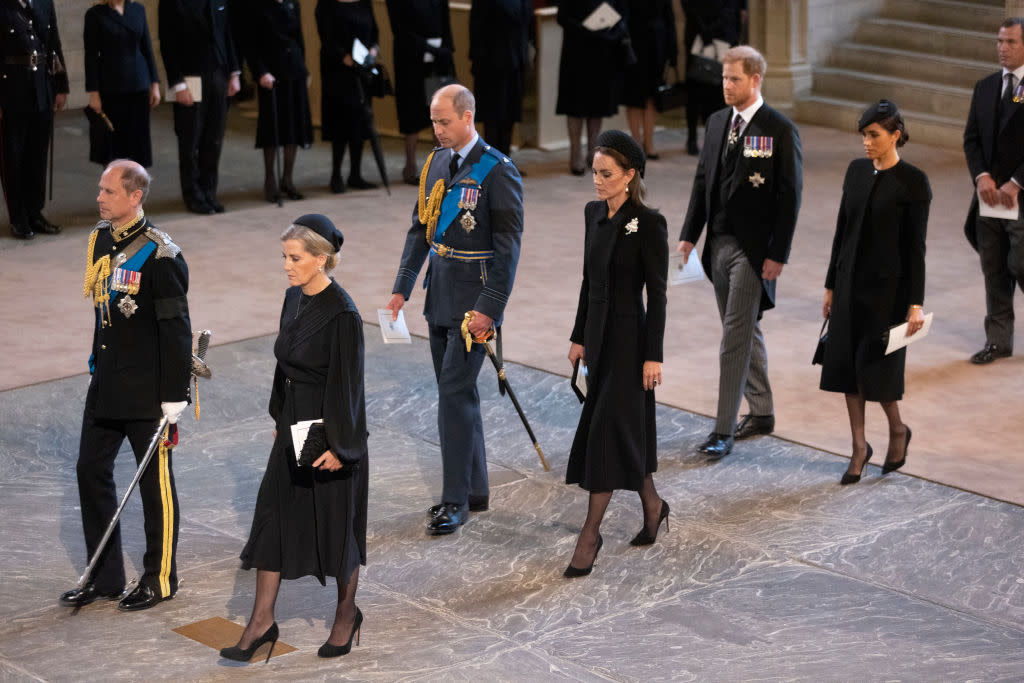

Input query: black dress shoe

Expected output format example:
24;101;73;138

10;223;35;240
734;414;775;440
970;343;1011;364
330;173;346;193
698;433;734;458
347;176;377;190
59;583;123;607
30;214;61;234
427;494;488;519
281;183;304;200
206;199;225;213
426;503;468;535
118;582;172;611
185;200;216;215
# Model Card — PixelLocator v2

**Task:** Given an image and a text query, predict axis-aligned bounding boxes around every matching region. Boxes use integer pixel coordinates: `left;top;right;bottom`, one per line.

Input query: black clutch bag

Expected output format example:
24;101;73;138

655;67;687;113
687;53;723;87
297;422;327;468
812;318;829;366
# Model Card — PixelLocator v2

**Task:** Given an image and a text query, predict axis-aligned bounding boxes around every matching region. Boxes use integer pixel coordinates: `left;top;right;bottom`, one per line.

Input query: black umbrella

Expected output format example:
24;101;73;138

357;58;392;195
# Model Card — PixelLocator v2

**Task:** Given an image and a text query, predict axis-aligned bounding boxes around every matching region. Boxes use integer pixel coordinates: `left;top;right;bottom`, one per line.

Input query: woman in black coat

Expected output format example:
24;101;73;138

221;214;368;662
622;0;676;159
246;0;314;203
385;0;454;184
556;0;630;175
821;101;930;485
565;130;668;578
317;0;380;193
680;0;742;155
83;0;161;167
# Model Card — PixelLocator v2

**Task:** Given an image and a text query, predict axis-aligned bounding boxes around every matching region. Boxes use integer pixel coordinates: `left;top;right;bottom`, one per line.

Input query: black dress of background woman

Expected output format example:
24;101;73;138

621;0;676;158
83;0;161;167
246;0;314;202
316;0;380;193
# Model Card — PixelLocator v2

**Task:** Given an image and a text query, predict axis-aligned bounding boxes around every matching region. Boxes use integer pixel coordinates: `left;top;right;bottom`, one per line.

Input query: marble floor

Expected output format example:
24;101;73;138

2;330;1024;681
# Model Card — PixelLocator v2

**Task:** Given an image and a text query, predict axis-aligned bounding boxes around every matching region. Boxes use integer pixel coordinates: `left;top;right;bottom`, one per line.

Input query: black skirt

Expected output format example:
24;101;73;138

89;91;153;168
472;65;524;125
255;78;314;148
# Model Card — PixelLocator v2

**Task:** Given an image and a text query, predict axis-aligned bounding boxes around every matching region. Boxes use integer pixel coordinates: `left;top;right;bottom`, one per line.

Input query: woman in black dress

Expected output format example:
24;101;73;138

565;130;668;577
246;0;315;203
680;0;742;155
317;0;380;193
556;0;630;175
622;0;676;159
821;101;930;484
83;0;161;167
221;214;368;662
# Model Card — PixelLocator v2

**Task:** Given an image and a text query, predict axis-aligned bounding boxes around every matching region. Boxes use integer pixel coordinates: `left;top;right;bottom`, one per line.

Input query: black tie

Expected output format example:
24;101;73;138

1000;73;1016;128
449;152;460;179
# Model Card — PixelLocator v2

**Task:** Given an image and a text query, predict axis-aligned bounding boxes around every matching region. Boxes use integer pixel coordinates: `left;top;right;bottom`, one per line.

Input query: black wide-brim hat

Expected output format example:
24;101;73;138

293;213;343;253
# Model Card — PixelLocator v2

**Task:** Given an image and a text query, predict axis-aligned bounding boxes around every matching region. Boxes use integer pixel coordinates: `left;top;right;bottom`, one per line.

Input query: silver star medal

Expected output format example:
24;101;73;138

748;172;766;188
460;211;477;232
118;295;138;319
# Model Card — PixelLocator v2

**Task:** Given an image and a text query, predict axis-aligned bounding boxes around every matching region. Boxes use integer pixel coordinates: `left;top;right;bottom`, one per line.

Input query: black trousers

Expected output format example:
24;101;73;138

77;381;180;597
172;67;229;205
0;109;52;226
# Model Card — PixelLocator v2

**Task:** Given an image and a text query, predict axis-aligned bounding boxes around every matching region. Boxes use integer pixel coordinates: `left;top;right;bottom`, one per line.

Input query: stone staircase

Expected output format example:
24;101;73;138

794;0;1005;147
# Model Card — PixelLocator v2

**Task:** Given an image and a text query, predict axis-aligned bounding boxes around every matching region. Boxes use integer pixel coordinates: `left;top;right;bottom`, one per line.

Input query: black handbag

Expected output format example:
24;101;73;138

655;67;687;112
812;318;829;366
687;53;722;87
361;60;393;99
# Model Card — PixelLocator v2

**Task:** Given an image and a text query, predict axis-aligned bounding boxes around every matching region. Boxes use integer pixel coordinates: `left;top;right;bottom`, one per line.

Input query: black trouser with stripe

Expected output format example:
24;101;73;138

76;381;179;597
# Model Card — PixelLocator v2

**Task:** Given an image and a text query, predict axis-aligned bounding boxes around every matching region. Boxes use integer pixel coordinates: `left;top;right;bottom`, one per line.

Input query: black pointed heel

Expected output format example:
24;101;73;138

564;534;603;578
318;607;363;658
883;426;911;474
219;621;279;663
840;444;873;485
630;499;670;546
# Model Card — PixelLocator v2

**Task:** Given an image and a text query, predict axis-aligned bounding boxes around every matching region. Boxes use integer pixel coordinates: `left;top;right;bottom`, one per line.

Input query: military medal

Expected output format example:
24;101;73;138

460;211;477;232
458;186;479;211
748;172;766;188
111;267;141;295
743;136;774;159
118;294;138;318
1014;81;1024;104
728;128;739;146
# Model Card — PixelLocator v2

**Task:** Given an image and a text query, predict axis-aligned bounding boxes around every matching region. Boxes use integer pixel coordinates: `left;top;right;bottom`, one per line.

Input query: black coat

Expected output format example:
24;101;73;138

240;281;368;583
385;0;453;134
316;0;377;140
621;0;676;107
245;0;307;81
84;1;159;94
86;219;192;421
555;0;629;118
469;0;530;72
962;70;1024;249
820;159;930;401
158;0;239;85
0;0;68;113
568;200;667;492
680;103;803;313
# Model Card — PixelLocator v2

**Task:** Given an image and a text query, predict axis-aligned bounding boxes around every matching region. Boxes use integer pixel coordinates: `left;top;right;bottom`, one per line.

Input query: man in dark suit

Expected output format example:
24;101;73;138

159;0;241;214
60;160;193;611
678;45;802;458
0;0;68;239
963;17;1024;365
385;84;523;535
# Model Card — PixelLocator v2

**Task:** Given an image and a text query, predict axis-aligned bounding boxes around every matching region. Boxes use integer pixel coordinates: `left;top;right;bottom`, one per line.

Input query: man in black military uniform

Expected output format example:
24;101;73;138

159;0;241;214
0;0;68;239
385;84;524;536
60;160;193;611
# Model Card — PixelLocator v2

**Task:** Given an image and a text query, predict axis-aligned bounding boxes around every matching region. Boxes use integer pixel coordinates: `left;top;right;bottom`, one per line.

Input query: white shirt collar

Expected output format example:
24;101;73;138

1003;64;1024;84
732;95;764;127
452;132;479;164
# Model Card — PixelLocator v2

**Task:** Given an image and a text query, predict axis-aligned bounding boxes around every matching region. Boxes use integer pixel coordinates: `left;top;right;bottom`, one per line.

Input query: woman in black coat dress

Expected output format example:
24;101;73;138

565;130;668;578
385;0;454;184
622;0;676;159
83;0;161;167
246;0;314;203
221;214;368;662
821;101;930;485
317;0;380;193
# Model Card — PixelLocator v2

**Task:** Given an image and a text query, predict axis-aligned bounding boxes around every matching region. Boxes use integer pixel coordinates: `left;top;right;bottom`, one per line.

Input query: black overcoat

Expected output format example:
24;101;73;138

621;0;676;107
820;158;930;401
84;1;159;94
385;0;453;134
0;0;68;113
555;0;628;118
240;281;369;583
316;0;378;141
469;0;530;125
567;200;668;493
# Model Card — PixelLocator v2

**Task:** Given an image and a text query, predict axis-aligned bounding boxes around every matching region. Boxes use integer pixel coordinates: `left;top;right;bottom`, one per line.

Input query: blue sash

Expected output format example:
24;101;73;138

433;152;500;245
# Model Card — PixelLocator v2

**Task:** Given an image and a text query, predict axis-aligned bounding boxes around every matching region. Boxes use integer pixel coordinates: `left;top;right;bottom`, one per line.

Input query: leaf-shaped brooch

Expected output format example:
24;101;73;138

624;217;638;235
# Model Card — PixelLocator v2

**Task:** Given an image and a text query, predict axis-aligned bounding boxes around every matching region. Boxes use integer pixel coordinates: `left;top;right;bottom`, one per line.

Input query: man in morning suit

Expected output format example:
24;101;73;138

158;0;241;215
60;160;193;611
678;45;802;458
963;17;1024;365
385;84;524;535
0;0;68;239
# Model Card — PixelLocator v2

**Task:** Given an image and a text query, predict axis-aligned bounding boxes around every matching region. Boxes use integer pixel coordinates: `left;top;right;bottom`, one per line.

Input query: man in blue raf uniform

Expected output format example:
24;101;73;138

60;160;193;611
0;0;68;239
385;84;524;535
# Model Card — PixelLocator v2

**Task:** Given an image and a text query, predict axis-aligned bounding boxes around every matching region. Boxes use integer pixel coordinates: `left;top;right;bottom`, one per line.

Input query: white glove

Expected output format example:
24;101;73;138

161;401;188;424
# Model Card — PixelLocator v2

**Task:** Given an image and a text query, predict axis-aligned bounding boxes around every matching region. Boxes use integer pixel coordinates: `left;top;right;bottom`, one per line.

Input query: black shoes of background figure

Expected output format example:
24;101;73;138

427;495;488;519
10;223;35;239
698;432;734;458
426;502;468;535
347;176;377;190
59;583;123;607
30;214;61;234
118;582;173;611
280;183;304;201
186;199;216;215
970;343;1011;364
734;414;775;440
206;199;225;214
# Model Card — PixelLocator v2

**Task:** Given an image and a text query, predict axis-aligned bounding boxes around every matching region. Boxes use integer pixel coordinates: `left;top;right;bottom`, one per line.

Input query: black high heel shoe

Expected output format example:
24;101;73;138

280;183;304;201
563;534;603;578
882;426;912;474
630;499;670;546
840;444;873;485
318;607;362;658
219;622;279;663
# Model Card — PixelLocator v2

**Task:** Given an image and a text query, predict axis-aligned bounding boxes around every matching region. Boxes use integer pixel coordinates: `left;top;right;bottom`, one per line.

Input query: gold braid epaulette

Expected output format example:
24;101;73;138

417;150;446;244
83;227;112;327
